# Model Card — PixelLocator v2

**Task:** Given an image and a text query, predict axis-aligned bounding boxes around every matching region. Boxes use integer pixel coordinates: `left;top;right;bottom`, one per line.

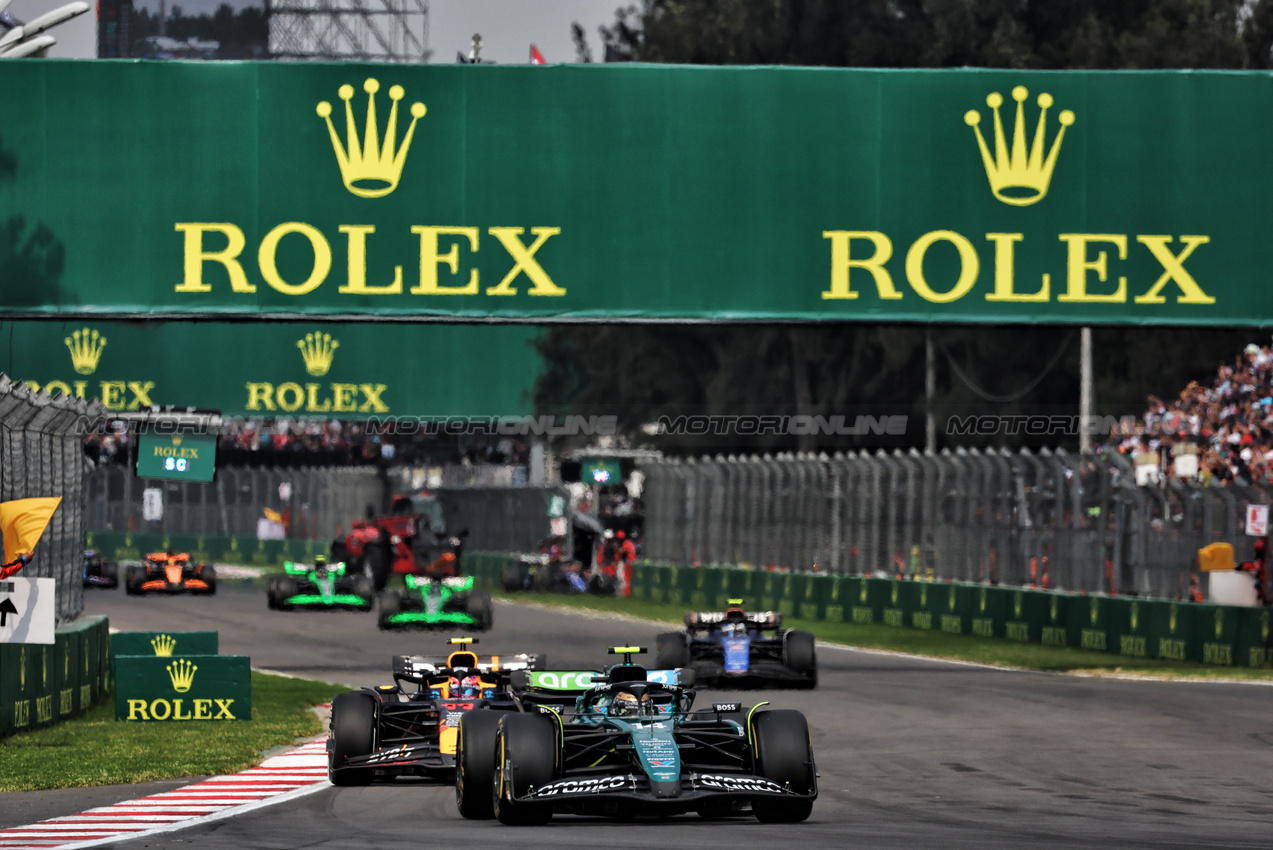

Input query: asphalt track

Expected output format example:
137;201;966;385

67;583;1273;849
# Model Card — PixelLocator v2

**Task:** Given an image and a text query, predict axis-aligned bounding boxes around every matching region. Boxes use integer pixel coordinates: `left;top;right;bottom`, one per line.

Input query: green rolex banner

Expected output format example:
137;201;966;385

0;320;540;417
110;631;220;662
115;655;251;722
4;63;1273;326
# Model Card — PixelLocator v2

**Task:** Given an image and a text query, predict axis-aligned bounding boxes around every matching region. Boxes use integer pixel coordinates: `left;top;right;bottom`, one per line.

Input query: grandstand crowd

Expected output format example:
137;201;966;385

1109;342;1273;486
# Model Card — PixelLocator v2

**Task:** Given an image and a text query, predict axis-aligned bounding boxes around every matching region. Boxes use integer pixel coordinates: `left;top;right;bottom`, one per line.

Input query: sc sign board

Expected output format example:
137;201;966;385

0;578;56;645
1247;504;1269;537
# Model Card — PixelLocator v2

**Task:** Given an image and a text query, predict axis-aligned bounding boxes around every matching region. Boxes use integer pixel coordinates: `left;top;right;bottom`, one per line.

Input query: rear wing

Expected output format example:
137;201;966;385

685;610;782;629
513;668;694;705
392;652;543;684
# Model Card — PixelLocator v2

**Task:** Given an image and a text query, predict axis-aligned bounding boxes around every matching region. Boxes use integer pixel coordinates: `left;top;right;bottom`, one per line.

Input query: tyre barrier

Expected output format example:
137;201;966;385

0;615;111;740
464;553;1273;669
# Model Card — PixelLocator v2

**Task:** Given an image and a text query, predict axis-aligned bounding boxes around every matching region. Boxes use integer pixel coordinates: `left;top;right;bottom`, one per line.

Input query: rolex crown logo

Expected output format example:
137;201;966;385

1130;603;1139;632
965;86;1074;207
317;78;426;199
167;659;197;693
172;435;183;447
1013;592;1022;619
151;634;177;657
65;327;107;375
297;332;340;376
1215;608;1224;640
1090;598;1100;625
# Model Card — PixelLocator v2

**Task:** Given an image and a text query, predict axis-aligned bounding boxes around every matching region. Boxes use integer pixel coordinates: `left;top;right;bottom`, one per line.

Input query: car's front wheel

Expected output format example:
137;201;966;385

328;692;376;786
456;711;501;819
750;709;816;823
493;713;556;825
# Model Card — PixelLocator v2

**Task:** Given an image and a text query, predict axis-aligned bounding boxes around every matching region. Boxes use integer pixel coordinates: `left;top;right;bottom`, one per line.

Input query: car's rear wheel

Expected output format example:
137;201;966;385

502;564;524;593
655;632;690;669
329;692;377;786
102;560;119;589
466;591;493;631
750;709;815;823
377;591;401;630
456;710;502;819
784;630;817;687
365;542;391;592
199;565;217;595
351;575;375;609
275;576;297;611
124;565;145;595
493;713;556;825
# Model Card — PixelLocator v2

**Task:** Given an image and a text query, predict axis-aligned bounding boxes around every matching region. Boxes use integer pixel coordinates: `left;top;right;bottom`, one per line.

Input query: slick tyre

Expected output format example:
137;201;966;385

351;575;375;609
501;564;524;593
655;632;690;669
102;560;119;589
493;713;556;825
275;576;297;611
456;710;501;819
377;591;401;630
466;590;493;631
199;565;217;595
365;543;391;593
750;709;816;823
329;692;376;786
125;565;145;595
784;630;817;687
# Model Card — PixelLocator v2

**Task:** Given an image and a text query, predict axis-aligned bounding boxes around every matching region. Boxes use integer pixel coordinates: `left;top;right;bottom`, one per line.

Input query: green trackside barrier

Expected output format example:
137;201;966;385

969;584;1003;639
823;575;854;624
1108;597;1154;660
691;568;724;610
1000;587;1048;644
114;655;252;722
802;575;835;622
723;569;750;605
1039;592;1071;648
1237;607;1273;669
907;581;937;632
675;566;698;608
1147;599;1195;662
1195;604;1240;667
781;573;810;619
0;615;111;741
111;631;219;661
631;563;654;602
938;581;973;636
839;576;871;625
877;577;907;628
86;530;329;568
656;564;676;605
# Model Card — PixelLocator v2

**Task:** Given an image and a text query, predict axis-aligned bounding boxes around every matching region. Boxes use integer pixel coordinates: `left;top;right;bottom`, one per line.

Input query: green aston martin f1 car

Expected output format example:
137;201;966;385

267;558;375;611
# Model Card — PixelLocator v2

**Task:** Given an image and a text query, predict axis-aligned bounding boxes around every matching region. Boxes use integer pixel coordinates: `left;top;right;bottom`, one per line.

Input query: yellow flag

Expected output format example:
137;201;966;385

263;508;283;524
0;497;62;563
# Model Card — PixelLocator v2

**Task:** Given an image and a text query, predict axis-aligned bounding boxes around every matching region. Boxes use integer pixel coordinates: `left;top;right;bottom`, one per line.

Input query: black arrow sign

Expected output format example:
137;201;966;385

0;597;17;627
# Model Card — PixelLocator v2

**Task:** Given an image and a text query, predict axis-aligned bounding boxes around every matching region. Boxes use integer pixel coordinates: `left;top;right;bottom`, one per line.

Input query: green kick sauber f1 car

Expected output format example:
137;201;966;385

377;574;494;631
267;558;375;611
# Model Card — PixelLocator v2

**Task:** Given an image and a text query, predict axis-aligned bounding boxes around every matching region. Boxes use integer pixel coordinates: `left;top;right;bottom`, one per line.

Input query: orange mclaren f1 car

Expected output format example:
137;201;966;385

124;552;217;595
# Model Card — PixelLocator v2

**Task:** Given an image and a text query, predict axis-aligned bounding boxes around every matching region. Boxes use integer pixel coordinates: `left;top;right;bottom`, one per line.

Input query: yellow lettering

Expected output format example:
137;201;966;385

338;225;403;295
44;380;72;398
100;381;127;409
14;700;29;727
1058;234;1127;303
149;699;172;720
259;222;331;296
306;383;332;413
193;699;213;720
821;231;902;300
127;381;155;409
906;230;979;303
984;233;1049;302
973;619;995;638
246;383;276;412
127;699;150;720
486;227;565;296
276;382;304;412
175;223;254;293
332;384;358;412
358;384;389;413
73;380;87;399
410;226;479;295
172;698;193;721
1134;235;1214;304
213;698;236;720
1006;622;1030;641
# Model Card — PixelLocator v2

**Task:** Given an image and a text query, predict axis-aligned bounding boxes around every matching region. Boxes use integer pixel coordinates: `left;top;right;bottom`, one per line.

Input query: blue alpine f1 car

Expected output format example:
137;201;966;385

655;599;817;688
454;647;818;824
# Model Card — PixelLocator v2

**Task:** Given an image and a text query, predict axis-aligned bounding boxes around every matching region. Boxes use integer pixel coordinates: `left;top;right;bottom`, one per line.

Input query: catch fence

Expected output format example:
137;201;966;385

639;449;1270;599
0;377;104;622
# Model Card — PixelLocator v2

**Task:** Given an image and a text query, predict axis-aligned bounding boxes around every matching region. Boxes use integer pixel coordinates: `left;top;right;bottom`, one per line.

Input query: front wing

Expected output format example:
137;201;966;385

509;770;817;811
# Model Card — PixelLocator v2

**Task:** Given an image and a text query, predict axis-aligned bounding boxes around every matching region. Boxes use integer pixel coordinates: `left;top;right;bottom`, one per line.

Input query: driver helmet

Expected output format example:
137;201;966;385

609;691;650;717
721;621;747;637
448;675;483;697
314;555;327;574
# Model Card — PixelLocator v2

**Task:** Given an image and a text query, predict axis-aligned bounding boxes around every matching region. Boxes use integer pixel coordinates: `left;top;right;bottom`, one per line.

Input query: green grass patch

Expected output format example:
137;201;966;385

0;672;343;792
492;590;1273;681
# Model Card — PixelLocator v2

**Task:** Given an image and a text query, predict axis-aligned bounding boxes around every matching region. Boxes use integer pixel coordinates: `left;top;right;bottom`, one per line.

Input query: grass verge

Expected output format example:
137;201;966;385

492;590;1273;682
0;671;344;792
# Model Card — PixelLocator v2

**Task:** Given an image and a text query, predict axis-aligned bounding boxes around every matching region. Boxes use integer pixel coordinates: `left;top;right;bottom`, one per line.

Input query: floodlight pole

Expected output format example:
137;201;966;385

1080;326;1092;452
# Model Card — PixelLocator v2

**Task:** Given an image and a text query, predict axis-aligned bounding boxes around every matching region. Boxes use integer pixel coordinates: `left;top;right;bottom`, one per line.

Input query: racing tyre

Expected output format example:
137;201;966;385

493;713;556;825
351;575;375;610
266;577;278;609
655;632;689;669
365;542;391;592
456;710;502;819
275;576;297;611
377;591;401;630
466;591;493;632
328;692;377;786
784;630;817;687
125;565;146;595
199;565;217;595
501;564;524;593
102;560;119;589
750;709;816;823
